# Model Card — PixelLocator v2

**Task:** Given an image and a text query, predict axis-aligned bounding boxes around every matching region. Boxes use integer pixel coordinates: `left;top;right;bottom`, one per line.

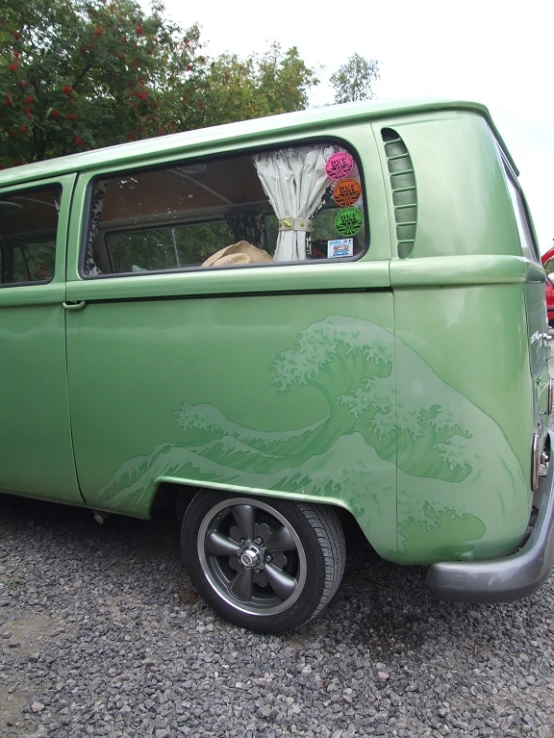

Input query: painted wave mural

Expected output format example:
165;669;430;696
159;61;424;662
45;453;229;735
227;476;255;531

98;315;528;563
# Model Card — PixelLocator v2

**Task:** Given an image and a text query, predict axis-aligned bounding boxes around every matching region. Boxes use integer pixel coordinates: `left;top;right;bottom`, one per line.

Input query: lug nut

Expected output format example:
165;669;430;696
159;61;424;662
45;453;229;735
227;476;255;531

254;537;263;545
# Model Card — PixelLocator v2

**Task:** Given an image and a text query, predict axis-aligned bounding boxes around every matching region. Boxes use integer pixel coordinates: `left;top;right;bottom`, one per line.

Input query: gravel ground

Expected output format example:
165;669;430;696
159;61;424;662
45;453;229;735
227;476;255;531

1;495;554;738
1;351;554;738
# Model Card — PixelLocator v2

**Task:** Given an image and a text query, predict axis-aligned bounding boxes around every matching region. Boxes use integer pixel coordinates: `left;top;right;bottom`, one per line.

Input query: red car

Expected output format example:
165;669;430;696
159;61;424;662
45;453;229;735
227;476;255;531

543;244;554;326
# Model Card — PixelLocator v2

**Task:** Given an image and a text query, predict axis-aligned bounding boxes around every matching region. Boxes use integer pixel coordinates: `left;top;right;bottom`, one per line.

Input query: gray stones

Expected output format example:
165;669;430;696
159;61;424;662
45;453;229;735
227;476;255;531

0;497;553;737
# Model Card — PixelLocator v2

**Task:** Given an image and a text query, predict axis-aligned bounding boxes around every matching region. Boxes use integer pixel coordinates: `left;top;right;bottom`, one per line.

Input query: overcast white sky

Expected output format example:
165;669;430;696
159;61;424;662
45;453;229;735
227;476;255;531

143;0;553;251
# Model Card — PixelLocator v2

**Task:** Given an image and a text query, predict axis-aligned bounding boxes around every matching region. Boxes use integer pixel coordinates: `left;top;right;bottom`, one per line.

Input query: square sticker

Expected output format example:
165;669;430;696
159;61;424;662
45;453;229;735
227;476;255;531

327;238;354;259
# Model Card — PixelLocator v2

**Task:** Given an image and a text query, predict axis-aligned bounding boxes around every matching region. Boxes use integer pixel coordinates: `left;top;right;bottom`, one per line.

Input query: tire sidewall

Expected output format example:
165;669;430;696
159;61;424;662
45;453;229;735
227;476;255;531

182;491;328;634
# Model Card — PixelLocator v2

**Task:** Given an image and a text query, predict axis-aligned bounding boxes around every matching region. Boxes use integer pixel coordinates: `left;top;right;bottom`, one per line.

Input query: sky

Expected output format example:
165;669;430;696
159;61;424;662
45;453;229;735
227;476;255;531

142;0;553;252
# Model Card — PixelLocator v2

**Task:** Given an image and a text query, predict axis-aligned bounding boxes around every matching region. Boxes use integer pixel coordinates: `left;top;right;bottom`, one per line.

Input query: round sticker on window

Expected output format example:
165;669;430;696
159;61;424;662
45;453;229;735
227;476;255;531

335;207;364;237
333;178;362;207
325;152;354;180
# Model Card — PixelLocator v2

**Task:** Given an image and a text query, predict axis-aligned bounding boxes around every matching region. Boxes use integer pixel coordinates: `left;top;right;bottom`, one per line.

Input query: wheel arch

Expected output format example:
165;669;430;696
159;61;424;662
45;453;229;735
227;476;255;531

151;480;367;548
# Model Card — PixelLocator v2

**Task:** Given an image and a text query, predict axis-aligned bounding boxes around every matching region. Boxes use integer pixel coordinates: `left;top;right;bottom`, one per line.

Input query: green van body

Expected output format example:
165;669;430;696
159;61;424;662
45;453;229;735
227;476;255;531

1;99;552;631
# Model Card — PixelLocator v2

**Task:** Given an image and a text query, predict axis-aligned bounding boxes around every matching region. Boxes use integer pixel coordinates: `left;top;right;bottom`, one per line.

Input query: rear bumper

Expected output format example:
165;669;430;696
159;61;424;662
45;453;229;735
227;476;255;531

426;432;554;603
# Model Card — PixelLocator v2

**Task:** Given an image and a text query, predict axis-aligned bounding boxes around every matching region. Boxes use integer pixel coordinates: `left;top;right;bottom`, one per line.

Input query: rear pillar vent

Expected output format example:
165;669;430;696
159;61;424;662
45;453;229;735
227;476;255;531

381;127;417;258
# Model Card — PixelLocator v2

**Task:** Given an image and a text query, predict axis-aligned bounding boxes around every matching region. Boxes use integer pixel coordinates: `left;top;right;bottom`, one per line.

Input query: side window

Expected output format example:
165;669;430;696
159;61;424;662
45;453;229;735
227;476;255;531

82;142;368;277
108;221;234;273
0;185;60;286
506;177;539;263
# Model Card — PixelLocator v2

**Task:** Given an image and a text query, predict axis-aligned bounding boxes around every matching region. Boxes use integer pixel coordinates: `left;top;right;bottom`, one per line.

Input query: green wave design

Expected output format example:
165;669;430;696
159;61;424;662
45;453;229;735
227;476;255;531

99;315;528;562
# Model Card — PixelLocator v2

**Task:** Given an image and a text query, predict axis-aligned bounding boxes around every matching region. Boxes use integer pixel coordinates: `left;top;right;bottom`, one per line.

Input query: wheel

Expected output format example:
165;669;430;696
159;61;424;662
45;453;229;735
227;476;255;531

181;491;346;633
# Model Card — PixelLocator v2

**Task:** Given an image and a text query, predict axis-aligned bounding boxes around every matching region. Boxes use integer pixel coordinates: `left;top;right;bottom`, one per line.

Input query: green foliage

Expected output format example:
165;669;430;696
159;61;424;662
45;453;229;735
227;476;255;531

0;1;318;168
6;578;24;589
0;0;202;165
329;53;380;104
185;43;317;128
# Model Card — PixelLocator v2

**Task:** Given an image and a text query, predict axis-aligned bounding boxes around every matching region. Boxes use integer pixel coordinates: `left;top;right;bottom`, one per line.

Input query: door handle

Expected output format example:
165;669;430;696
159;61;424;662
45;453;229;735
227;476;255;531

62;301;87;311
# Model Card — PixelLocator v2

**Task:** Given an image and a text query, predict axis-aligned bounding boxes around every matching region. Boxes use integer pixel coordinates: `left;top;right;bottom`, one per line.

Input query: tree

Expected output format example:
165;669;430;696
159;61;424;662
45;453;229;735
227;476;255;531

329;53;380;104
155;43;317;132
0;0;318;168
0;0;204;166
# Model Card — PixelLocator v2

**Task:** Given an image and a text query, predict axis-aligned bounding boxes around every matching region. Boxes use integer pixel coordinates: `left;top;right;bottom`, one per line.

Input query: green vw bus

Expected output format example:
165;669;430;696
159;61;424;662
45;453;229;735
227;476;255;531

1;99;553;633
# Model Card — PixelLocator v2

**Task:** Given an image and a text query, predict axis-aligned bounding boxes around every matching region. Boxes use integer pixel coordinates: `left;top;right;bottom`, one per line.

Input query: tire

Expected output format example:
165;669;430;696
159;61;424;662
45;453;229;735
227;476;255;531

181;491;346;634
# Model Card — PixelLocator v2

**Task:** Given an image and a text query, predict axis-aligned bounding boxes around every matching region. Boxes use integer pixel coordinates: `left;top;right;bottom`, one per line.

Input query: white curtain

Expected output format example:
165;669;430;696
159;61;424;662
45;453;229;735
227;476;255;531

253;146;330;262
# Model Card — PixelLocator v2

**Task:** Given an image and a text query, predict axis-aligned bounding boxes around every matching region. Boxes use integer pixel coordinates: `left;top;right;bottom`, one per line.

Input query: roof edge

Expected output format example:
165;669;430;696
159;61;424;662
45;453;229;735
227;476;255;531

0;98;518;186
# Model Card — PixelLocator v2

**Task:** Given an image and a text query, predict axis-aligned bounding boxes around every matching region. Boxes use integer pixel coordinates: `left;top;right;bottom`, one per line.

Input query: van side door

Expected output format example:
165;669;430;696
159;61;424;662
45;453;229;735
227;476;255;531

63;133;399;559
0;175;83;503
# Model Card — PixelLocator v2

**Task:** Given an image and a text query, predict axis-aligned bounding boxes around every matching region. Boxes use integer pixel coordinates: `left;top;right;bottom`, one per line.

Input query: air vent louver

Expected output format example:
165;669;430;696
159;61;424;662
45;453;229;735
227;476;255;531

381;128;417;258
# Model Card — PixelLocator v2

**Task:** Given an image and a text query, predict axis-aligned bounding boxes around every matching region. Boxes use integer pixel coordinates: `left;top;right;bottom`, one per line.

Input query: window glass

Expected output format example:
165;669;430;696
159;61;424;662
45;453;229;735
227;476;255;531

83;143;368;277
108;221;234;273
0;186;60;285
507;177;539;263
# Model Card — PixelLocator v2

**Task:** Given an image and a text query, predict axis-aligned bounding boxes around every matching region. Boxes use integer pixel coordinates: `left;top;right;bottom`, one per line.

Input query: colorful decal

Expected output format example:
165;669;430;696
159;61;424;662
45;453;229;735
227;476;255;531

325;152;354;180
327;238;354;258
335;207;364;236
332;178;361;207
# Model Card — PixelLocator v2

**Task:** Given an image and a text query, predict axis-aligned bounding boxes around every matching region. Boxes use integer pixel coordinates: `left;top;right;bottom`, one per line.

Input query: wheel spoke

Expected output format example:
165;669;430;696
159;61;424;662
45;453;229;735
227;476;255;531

265;525;296;552
231;504;256;541
228;568;254;602
264;563;297;601
206;531;241;557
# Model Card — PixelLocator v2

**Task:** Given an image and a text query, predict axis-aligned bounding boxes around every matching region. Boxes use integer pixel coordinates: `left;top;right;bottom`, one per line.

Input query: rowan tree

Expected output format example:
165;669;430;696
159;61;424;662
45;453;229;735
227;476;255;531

0;0;318;168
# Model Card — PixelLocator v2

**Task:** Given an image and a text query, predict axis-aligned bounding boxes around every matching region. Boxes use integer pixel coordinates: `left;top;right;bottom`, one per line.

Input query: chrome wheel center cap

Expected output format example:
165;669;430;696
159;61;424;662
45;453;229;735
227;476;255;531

240;546;261;569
